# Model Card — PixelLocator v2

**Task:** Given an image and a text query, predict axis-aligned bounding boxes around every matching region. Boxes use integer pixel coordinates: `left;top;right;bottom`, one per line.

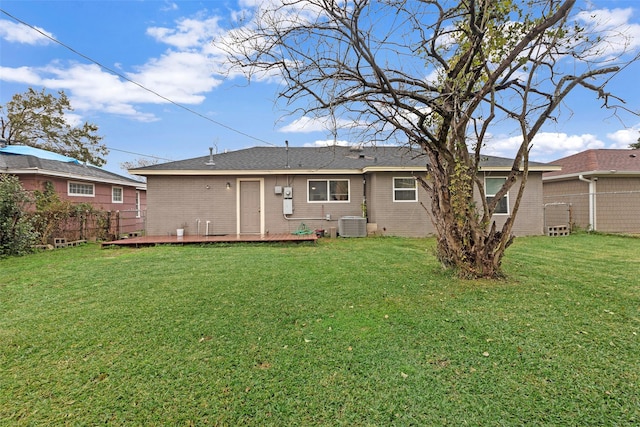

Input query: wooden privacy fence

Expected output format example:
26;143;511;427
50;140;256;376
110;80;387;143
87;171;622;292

34;209;146;244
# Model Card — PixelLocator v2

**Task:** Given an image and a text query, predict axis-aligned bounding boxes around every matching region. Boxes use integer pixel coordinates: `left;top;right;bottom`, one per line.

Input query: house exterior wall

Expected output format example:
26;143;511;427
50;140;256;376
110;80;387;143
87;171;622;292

366;172;545;237
146;175;234;236
544;177;640;233
595;177;640;233
366;171;432;237
268;174;365;234
145;174;366;236
16;174;146;233
484;172;546;236
145;171;546;237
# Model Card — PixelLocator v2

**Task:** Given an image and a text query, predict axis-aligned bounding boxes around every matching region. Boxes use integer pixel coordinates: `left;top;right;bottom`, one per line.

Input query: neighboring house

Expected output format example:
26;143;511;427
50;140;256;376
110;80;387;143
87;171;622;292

130;145;557;238
0;143;147;235
543;149;640;233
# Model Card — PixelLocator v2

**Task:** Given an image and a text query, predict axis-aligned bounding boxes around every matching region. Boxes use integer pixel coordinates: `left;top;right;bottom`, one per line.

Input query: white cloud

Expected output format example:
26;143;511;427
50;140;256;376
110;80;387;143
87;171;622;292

146;16;223;49
278;115;354;133
0;12;226;122
484;132;606;161
160;2;179;13
0;66;43;85
575;7;640;58
129;51;223;103
303;139;351;147
607;127;640;148
0;19;52;45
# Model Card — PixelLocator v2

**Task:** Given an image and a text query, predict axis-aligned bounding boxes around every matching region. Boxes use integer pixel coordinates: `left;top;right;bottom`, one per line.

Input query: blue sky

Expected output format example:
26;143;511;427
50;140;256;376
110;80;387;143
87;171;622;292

1;0;639;174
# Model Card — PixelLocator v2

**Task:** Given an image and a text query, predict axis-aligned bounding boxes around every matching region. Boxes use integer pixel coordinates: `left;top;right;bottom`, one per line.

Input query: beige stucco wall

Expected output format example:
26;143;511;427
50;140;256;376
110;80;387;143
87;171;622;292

366;172;545;237
145;174;365;236
365;171;432;237
266;174;365;234
544;176;640;233
595;177;640;233
145;171;546;237
146;175;236;236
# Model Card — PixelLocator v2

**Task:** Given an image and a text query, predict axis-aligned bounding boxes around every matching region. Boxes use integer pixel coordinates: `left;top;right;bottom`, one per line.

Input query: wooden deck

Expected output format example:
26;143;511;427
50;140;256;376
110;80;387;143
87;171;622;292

102;233;318;247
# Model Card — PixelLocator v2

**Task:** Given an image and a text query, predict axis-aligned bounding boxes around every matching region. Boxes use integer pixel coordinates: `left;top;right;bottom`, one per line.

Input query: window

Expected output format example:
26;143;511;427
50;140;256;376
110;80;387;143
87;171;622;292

485;177;509;214
308;179;350;202
68;181;94;197
393;177;417;202
112;187;123;203
135;191;141;218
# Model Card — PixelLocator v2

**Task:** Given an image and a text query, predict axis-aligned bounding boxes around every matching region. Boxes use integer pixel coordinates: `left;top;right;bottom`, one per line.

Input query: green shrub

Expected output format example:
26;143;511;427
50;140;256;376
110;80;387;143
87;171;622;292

0;174;38;257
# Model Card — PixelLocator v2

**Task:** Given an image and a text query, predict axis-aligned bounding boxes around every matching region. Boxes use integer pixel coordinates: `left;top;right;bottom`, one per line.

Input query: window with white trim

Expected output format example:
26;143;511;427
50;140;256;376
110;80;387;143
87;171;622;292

68;181;94;197
485;177;509;214
112;187;123;203
308;179;350;202
393;177;417;202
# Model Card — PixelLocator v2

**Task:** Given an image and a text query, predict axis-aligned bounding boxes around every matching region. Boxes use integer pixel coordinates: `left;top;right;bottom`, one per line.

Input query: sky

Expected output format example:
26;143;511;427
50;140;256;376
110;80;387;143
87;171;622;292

1;0;639;175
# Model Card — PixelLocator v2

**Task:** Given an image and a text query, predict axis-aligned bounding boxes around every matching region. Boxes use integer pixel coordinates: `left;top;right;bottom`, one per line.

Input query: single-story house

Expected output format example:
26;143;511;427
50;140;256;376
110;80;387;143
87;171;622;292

543;149;640;233
0;143;147;235
130;145;558;238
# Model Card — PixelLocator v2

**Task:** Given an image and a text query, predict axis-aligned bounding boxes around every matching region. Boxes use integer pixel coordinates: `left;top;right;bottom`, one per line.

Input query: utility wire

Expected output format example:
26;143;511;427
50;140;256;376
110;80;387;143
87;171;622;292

107;147;173;162
0;8;277;148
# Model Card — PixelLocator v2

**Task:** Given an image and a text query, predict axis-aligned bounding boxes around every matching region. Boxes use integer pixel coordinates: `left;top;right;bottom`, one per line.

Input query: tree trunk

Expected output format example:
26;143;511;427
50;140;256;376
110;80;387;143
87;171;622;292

423;151;515;279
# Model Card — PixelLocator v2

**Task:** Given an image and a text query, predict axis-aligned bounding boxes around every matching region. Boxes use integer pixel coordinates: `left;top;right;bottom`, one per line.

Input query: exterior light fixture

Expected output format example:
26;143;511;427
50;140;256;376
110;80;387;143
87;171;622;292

226;182;231;189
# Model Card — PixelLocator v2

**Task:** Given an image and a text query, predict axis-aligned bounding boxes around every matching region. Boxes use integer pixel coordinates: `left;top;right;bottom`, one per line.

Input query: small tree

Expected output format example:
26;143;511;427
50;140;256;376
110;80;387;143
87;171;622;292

0;174;38;257
217;0;637;278
120;158;159;182
31;182;103;243
630;137;640;150
1;88;108;166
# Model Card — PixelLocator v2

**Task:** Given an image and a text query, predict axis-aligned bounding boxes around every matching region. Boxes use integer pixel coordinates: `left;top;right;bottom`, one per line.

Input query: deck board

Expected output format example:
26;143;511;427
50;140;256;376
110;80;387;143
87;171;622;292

102;233;318;247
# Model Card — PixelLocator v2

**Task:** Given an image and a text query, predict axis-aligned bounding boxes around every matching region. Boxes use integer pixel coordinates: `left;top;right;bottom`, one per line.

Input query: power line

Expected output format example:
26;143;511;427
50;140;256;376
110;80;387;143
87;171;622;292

0;8;277;148
106;146;173;162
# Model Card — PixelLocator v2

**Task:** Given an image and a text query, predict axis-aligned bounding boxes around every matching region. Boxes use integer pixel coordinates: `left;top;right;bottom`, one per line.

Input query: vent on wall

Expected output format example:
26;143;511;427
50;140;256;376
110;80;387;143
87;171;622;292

338;216;367;237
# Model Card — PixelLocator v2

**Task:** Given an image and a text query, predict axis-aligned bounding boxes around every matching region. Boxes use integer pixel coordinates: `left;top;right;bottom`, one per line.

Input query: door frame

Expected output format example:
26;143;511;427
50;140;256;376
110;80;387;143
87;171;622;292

236;178;265;235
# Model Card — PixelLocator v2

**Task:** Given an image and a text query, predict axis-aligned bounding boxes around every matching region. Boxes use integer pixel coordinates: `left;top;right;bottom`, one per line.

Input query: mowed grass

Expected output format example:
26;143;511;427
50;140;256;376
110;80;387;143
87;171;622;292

1;234;638;425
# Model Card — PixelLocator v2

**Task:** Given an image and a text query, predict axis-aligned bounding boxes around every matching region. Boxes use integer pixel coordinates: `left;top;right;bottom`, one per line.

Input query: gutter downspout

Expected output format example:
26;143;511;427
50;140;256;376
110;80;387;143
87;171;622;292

578;174;596;231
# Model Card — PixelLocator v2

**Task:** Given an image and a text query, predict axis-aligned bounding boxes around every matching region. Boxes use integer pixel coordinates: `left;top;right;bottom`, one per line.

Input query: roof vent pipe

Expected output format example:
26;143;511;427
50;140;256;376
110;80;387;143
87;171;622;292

285;140;290;169
206;147;215;166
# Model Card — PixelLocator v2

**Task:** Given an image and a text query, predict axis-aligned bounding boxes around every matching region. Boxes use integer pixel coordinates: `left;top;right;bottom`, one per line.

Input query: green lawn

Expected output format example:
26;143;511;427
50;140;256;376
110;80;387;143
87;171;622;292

1;234;639;425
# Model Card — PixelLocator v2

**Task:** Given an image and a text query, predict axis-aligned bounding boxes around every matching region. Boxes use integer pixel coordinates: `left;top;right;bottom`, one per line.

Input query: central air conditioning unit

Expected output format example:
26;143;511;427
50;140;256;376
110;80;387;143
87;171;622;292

338;216;367;237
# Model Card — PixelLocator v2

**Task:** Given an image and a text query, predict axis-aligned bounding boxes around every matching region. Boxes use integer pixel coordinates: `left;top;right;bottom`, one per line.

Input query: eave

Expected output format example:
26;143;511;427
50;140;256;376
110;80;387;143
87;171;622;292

4;167;147;189
130;168;368;176
543;170;640;181
130;165;556;176
479;165;561;173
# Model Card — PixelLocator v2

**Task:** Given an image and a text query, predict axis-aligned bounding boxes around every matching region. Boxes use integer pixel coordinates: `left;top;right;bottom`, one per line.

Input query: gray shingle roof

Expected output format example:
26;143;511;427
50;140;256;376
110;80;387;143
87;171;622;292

132;146;554;173
1;151;144;187
544;149;640;178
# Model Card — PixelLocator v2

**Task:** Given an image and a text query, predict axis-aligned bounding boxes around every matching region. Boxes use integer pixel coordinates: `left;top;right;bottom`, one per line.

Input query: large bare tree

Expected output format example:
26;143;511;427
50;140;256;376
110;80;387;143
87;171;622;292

216;0;637;277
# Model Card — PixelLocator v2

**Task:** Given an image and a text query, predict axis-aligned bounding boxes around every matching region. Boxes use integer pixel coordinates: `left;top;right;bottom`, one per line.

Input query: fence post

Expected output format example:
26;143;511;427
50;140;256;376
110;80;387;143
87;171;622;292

116;210;121;238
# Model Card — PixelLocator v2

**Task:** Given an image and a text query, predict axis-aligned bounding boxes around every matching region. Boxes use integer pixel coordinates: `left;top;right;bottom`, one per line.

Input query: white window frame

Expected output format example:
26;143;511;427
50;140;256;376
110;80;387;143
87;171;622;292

307;179;350;203
68;181;94;197
112;186;123;204
135;191;141;218
485;177;509;215
393;177;418;202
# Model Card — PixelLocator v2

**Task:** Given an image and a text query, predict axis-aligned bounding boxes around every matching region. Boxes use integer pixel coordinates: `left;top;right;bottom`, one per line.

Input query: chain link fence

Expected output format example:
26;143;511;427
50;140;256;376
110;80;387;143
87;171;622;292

543;190;640;234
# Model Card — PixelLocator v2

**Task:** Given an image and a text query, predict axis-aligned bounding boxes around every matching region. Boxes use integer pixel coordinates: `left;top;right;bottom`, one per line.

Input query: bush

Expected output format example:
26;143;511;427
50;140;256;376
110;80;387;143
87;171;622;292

31;181;103;243
0;174;38;257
